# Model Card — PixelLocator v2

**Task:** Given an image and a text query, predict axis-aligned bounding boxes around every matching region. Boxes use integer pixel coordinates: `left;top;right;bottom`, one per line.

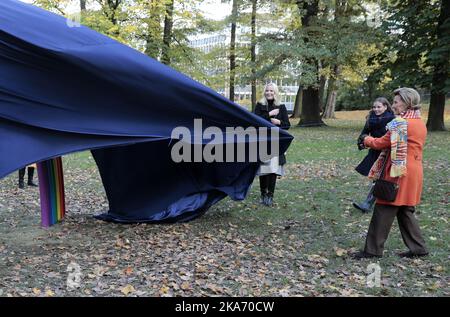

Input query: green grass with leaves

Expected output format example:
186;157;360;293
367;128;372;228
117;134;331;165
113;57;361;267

0;116;448;297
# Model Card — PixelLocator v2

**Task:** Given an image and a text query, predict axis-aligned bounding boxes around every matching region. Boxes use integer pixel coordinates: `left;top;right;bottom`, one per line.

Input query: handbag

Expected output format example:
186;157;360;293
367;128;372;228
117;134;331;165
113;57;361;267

372;155;399;202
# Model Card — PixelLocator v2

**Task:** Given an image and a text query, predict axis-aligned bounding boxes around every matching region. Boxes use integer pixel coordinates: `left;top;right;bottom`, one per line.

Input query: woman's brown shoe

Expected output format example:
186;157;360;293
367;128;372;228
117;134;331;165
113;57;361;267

398;251;428;258
351;251;381;259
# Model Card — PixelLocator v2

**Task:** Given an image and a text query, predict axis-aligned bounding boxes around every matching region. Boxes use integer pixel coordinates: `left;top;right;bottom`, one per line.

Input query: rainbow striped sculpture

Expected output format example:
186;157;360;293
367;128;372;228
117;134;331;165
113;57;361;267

36;157;66;227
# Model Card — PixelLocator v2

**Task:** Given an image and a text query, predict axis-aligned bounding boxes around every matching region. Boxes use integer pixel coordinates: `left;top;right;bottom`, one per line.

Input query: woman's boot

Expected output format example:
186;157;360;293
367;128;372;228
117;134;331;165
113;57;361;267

18;168;25;189
27;167;38;187
265;192;273;206
265;174;277;207
259;176;268;204
352;183;375;213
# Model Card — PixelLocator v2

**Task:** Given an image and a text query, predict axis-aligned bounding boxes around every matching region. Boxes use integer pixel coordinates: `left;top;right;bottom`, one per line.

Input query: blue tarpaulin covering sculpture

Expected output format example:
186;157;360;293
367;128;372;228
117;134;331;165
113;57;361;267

0;0;293;222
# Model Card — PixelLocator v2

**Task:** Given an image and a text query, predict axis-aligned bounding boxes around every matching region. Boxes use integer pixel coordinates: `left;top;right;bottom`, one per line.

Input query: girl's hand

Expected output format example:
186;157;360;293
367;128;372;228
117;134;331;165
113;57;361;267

358;134;368;150
271;118;281;125
269;109;279;117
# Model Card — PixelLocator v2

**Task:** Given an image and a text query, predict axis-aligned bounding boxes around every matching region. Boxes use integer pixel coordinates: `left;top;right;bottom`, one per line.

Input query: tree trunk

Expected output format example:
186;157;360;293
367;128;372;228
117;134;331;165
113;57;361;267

103;0;122;37
322;65;341;119
144;0;161;59
298;86;324;126
427;93;446;131
80;0;86;11
161;0;174;65
229;0;239;102
318;73;327;114
323;86;337;119
297;0;324;127
106;0;119;25
426;0;449;131
292;85;303;118
321;1;346;119
299;0;319;26
367;80;374;102
250;0;257;111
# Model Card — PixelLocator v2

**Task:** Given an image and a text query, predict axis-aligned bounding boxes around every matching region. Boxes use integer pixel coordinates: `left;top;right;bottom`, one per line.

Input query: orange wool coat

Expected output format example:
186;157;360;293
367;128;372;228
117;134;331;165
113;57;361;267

364;118;427;206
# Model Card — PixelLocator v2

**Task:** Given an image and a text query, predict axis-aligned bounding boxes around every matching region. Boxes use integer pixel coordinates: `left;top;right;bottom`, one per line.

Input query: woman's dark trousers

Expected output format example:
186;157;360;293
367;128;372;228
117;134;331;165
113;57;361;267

364;204;428;256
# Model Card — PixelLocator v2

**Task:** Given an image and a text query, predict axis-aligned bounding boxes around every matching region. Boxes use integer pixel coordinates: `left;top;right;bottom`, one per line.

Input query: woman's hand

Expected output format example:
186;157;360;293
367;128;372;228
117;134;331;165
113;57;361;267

271;118;281;126
362;135;369;143
269;109;279;117
358;134;368;150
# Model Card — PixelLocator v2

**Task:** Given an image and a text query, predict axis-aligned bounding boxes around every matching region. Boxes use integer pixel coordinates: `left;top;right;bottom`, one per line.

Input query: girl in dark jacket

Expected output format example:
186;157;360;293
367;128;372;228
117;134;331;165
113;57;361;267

353;97;395;213
254;82;290;206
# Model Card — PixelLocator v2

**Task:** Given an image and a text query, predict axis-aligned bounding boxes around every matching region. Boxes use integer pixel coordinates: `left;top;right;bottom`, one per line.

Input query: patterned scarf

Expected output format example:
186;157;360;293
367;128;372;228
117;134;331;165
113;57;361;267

368;109;421;179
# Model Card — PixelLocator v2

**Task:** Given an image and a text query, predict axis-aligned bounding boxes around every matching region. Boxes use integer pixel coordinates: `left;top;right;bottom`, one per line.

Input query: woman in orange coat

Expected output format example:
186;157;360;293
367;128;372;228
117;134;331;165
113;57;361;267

353;87;428;259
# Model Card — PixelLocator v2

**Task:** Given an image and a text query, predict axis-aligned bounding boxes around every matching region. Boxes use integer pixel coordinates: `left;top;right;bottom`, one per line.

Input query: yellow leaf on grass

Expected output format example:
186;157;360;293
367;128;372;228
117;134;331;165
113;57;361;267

434;266;443;272
334;247;347;257
121;285;135;295
45;290;54;297
195;265;207;273
328;285;339;291
32;288;41;295
428;282;440;291
159;286;170;294
115;239;124;248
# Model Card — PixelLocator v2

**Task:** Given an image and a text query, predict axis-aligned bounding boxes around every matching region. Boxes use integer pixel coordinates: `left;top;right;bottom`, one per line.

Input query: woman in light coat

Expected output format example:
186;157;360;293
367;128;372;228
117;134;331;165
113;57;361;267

254;83;290;206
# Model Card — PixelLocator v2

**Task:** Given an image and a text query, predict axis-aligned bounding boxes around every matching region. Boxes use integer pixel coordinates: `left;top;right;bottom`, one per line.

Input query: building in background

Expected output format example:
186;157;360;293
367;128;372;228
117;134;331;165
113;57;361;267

189;27;298;113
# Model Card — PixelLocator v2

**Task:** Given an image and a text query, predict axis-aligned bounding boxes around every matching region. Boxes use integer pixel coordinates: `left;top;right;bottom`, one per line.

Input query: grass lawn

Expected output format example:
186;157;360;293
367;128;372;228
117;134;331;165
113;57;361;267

0;111;448;297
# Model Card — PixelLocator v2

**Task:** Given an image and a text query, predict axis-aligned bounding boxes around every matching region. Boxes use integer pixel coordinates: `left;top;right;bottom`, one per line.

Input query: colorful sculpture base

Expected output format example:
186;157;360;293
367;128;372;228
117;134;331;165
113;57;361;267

36;157;66;227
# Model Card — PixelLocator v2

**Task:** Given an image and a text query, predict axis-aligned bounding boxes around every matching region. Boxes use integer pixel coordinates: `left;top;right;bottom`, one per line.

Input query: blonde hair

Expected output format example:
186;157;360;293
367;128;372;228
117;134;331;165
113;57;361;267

393;87;421;110
259;82;281;106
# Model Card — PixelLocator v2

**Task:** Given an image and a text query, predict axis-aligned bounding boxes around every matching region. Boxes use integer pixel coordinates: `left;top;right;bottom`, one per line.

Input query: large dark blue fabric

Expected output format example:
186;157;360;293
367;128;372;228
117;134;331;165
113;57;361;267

0;0;293;222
